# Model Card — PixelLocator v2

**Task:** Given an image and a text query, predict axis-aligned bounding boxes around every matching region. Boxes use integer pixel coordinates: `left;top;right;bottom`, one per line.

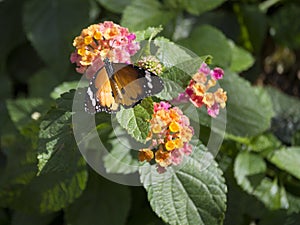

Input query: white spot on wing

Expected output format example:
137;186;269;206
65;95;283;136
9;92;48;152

87;87;96;106
147;82;153;89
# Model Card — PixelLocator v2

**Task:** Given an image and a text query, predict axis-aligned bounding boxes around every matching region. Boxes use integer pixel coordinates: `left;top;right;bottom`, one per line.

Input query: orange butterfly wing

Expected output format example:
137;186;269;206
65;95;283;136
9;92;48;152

85;60;164;114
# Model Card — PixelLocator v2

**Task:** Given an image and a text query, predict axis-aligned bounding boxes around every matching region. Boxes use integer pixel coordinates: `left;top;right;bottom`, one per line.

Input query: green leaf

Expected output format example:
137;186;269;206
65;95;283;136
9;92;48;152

154;37;197;69
267;147;300;181
116;98;153;143
6;98;51;136
121;0;175;31
224;168;267;225
13;153;87;213
229;40;254;72
234;151;267;193
178;25;232;68
156;78;184;101
234;151;289;210
219;72;274;137
12;94;88;213
140;145;227;225
0;136;37;207
181;0;225;16
103;126;140;174
248;133;281;153
23;0;97;73
50;81;82;99
287;193;300;214
65;171;131;225
96;0;133;13
266;86;300;116
135;26;163;42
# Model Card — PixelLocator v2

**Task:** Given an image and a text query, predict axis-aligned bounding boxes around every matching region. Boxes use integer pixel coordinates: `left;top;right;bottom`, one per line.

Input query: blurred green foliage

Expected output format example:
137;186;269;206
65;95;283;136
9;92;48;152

1;0;300;224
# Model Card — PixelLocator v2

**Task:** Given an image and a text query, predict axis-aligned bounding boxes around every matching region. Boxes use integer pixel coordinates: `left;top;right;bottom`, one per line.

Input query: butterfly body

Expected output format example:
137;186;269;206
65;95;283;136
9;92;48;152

85;58;164;114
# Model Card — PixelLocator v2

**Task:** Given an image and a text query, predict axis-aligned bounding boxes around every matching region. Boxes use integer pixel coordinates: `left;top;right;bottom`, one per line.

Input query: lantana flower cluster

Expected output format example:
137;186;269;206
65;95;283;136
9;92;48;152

137;55;163;75
184;63;227;117
138;102;194;173
70;21;140;75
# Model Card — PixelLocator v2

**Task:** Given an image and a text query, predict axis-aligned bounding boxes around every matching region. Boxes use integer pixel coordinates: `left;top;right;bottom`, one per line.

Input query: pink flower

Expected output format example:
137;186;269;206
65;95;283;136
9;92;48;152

171;149;184;165
154;101;171;112
156;165;167;174
127;33;136;41
210;67;224;80
170;92;190;105
207;103;220;118
84;56;104;79
71;21;140;75
198;62;210;75
139;102;194;173
182;143;192;155
177;63;227;118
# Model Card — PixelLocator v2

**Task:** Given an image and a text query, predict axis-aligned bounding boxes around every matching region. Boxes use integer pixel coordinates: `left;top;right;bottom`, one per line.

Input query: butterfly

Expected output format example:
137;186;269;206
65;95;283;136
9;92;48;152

85;58;164;114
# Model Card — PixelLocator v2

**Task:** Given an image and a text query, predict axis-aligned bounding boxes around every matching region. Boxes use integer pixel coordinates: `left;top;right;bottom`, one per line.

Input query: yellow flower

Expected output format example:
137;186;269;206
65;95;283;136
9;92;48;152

165;140;176;151
203;92;215;108
169;121;180;133
94;31;102;40
84;36;93;45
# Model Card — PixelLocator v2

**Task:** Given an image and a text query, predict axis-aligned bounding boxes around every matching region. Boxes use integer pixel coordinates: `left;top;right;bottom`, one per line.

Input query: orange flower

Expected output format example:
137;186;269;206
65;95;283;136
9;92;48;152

193;83;206;96
169;108;180;121
138;149;154;162
155;148;171;167
70;21;139;74
138;102;194;173
174;139;183;148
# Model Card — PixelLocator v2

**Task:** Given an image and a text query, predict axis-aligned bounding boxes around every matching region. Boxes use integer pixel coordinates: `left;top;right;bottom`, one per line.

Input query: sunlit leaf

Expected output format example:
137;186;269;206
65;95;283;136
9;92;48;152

234;151;289;210
140;145;227;225
116;98;153;143
267;147;300;180
229;40;254;72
